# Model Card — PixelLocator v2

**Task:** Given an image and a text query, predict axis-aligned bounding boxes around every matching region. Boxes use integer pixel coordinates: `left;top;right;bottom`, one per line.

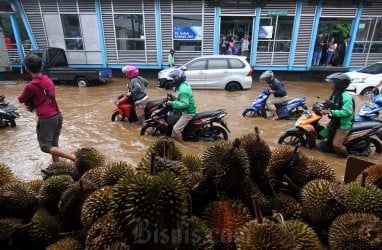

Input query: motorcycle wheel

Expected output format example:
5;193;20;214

210;126;228;140
140;124;165;136
9;118;16;127
288;109;305;120
242;109;264;118
369;137;382;154
278;132;306;146
111;112;126;122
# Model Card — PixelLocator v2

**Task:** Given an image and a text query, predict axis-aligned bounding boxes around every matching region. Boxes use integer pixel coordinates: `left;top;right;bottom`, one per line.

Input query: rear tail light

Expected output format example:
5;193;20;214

247;68;253;77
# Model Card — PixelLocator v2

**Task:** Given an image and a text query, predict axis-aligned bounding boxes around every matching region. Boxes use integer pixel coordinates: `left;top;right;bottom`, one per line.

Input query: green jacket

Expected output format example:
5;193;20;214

329;91;354;129
171;82;196;114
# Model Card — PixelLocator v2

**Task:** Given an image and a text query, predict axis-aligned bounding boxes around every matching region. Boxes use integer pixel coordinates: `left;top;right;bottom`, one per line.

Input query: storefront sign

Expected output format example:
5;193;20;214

267;10;288;16
174;26;202;40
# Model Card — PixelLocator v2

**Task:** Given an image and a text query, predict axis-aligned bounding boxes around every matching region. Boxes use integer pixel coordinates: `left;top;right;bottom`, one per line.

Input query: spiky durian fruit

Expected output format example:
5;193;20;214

25;179;44;195
357;163;382;188
345;181;382;218
58;179;98;231
267;146;311;193
81;186;114;229
283;220;323;250
80;167;104;188
300;179;347;230
46;237;83;250
85;212;123;250
0;162;18;186
0;181;38;218
178;216;214;250
201;141;251;198
235;219;298;250
181;153;202;173
203;200;250;249
269;194;302;220
74;147;105;175
99;161;134;187
329;213;382;249
238;127;271;182
38;175;74;213
41;161;80;181
139;138;183;168
305;157;336;182
27;208;61;248
0;217;22;244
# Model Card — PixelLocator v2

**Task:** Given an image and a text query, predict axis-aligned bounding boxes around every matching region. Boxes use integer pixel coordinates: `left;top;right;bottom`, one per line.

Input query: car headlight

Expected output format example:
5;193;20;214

352;78;365;83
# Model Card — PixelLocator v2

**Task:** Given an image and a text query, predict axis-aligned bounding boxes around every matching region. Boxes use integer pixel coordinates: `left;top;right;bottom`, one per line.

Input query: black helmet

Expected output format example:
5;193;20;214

325;73;351;92
259;70;274;84
167;69;186;90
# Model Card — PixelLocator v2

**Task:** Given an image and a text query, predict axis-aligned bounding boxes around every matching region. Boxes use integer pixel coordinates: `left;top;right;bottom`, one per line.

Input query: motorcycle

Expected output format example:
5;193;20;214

354;93;382;122
111;93;162;122
140;93;230;141
278;101;382;156
242;87;307;120
0;95;19;128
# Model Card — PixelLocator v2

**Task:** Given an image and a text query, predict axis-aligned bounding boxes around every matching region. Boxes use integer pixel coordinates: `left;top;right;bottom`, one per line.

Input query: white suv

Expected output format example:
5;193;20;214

157;55;253;91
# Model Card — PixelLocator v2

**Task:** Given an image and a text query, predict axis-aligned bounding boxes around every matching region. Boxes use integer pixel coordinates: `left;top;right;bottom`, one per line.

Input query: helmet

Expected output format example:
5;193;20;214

325;73;351;92
168;69;186;89
122;65;139;79
259;70;274;84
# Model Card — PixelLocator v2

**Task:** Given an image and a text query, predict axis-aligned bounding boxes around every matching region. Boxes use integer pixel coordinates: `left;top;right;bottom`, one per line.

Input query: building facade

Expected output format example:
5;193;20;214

2;0;381;71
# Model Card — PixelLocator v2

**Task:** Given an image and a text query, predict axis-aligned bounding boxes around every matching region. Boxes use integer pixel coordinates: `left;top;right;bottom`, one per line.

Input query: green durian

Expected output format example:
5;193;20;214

74;147;105;175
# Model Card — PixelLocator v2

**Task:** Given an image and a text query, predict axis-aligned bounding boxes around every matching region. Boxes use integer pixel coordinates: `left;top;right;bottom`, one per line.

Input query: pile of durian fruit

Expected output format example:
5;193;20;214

1;127;382;250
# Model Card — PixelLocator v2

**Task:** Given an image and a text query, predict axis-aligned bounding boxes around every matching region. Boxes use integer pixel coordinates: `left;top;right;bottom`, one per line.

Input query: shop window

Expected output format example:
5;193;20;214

61;14;84;50
173;15;202;52
257;16;293;52
354;17;382;53
114;14;145;50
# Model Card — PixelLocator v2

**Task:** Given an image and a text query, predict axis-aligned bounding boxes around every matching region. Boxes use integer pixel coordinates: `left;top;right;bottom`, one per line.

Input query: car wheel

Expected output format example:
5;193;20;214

76;77;89;88
226;82;241;92
164;81;173;90
360;87;374;97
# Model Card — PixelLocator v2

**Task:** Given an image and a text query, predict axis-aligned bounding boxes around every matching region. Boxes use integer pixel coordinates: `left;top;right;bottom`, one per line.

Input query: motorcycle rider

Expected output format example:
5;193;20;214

121;65;149;125
320;73;354;158
166;69;196;142
259;70;288;120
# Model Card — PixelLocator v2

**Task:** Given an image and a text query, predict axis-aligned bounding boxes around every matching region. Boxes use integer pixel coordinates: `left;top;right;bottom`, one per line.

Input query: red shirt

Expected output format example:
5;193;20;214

18;75;60;118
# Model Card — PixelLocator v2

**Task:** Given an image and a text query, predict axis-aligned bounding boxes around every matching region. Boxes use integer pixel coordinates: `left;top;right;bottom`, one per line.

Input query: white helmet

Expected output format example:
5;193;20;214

259;70;274;84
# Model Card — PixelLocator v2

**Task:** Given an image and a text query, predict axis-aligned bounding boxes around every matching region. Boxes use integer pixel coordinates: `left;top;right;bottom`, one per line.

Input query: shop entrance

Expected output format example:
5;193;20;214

219;16;253;58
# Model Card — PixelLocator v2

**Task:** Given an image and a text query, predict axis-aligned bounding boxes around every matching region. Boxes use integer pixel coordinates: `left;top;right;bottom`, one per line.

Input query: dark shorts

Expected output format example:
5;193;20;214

37;113;62;153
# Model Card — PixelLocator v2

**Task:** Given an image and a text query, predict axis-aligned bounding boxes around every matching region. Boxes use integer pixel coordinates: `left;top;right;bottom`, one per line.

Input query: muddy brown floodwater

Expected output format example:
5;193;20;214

0;77;381;181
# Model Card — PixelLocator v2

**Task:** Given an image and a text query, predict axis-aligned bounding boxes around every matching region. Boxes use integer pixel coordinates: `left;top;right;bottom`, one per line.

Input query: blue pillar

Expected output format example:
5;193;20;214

251;7;261;68
95;0;107;67
345;0;362;67
9;14;24;63
288;0;302;70
213;6;221;55
15;0;37;49
307;0;322;69
155;0;163;67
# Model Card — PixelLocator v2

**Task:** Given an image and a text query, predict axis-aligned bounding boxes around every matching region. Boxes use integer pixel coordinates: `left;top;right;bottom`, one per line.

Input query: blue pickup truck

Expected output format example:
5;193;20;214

24;47;112;87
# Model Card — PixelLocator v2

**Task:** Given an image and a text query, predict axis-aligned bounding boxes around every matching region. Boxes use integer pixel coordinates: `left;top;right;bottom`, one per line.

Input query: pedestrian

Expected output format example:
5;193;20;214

18;54;76;163
320;73;354;158
259;70;288;120
325;37;337;66
121;65;149;125
241;33;250;59
168;49;175;67
336;36;351;66
313;32;325;66
166;69;196;142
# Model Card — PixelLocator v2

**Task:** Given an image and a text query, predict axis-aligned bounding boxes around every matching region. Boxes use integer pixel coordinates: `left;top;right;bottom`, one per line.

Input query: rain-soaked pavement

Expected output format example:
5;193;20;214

0;76;380;181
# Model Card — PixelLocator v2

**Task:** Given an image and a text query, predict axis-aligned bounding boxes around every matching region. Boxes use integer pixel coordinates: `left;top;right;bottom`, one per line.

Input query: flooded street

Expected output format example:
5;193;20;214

0;77;380;181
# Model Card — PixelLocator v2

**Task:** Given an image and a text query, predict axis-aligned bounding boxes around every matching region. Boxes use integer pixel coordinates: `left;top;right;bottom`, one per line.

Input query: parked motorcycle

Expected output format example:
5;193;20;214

111;93;162;122
278;101;382;156
242;87;307;120
355;93;382;122
140;93;230;141
0;95;19;128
